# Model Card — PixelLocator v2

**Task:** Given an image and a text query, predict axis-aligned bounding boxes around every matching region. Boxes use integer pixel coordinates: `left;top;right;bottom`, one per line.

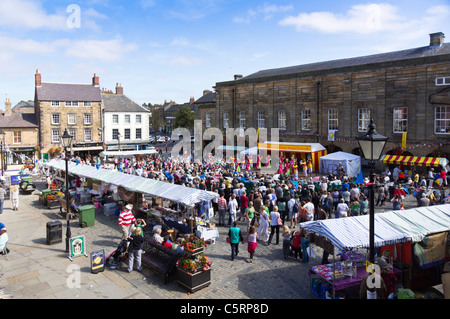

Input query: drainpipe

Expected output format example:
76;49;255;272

316;80;321;143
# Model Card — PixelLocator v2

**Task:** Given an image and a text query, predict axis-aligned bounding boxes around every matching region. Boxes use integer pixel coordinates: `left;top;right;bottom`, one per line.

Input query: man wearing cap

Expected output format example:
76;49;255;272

119;205;136;241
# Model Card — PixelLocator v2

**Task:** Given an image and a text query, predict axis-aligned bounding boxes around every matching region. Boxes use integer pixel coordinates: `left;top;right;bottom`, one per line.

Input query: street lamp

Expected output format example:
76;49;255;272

356;119;388;263
61;128;73;253
0;130;4;176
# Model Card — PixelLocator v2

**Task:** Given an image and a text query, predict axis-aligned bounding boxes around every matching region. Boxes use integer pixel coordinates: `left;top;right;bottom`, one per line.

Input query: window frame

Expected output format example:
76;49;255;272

112;114;119;124
278;110;286;130
67;113;77;125
328;108;339;131
51;101;60;107
205;112;211;128
257;111;265;129
435;105;450;134
83;113;92;125
358;108;371;132
51;129;60;143
135;128;142;140
112;129;119;140
223;112;229;129
124;128;130;140
68;128;77;142
51;113;60;125
393;107;408;133
84;128;92;142
13;130;21;144
124;114;131;124
301;109;311;131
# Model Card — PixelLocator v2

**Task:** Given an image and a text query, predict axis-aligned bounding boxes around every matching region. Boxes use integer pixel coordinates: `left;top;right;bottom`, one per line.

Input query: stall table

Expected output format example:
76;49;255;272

195;226;219;242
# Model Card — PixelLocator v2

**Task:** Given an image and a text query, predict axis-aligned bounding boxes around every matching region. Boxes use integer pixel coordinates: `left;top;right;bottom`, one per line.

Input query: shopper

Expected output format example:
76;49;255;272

118;205;136;241
243;226;258;263
228;193;238;226
282;225;291;259
268;206;281;245
0;184;5;214
217;192;227;226
127;227;144;273
228;221;243;261
257;206;270;243
10;185;19;211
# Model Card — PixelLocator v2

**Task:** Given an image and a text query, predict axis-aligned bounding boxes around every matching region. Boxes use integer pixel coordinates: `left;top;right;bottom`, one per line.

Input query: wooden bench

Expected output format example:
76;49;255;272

142;238;182;284
58;198;76;219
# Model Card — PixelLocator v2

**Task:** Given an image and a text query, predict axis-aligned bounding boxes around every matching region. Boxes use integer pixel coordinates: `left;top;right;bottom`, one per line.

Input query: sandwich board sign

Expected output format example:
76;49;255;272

90;249;106;274
68;235;88;261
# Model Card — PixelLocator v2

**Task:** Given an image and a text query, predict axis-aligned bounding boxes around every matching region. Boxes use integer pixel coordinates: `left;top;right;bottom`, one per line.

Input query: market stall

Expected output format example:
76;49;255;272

381;155;449;170
319;151;361;178
257;141;327;171
300;204;450;298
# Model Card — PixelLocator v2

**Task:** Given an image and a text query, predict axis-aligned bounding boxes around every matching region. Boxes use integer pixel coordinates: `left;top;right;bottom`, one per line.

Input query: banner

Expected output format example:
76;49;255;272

328;130;336;141
402;132;407;150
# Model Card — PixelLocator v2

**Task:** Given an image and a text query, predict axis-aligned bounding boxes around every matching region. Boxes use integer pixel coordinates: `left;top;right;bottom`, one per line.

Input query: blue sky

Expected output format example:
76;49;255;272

1;0;449;107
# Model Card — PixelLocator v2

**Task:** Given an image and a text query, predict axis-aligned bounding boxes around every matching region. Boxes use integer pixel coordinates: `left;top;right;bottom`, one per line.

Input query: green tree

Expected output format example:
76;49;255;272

172;105;195;130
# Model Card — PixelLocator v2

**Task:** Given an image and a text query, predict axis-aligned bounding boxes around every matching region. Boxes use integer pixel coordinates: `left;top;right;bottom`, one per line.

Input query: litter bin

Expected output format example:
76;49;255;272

41;189;53;206
46;221;62;245
79;204;95;228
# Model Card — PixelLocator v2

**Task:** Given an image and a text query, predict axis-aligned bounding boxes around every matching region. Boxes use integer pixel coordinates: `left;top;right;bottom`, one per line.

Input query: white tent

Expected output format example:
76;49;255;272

240;146;258;156
319;151;361;178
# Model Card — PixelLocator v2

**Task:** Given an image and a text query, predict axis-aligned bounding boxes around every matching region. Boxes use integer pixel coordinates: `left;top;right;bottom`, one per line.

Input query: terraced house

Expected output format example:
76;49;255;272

214;32;450;159
34;70;103;158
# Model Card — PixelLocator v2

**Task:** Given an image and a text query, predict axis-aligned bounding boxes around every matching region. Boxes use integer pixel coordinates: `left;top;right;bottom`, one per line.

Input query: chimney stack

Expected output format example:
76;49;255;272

203;89;212;96
189;97;195;104
234;74;243;80
35;69;41;87
92;73;99;87
430;32;445;47
4;98;12;116
115;83;123;95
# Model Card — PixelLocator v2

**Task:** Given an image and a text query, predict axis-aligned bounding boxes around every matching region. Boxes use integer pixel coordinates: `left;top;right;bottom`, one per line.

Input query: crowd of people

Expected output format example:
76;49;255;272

35;152;449;265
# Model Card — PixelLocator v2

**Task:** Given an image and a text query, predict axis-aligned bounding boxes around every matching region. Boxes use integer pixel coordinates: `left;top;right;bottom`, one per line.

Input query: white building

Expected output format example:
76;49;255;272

102;84;150;151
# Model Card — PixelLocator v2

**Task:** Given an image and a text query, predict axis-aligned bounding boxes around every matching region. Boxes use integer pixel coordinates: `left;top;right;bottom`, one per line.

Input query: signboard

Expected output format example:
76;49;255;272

258;143;312;152
402;132;407;150
10;175;26;185
90;249;106;274
68;235;88;261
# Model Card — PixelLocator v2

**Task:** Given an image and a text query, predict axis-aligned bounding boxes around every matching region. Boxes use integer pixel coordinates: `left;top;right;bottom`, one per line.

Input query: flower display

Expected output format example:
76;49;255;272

182;236;207;252
177;253;211;274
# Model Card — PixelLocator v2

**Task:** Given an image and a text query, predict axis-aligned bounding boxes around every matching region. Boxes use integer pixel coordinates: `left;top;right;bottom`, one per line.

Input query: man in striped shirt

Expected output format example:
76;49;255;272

217;193;227;227
119;205;136;240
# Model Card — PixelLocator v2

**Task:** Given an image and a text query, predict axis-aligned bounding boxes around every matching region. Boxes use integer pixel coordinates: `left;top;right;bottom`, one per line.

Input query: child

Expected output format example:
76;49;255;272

282;225;291;259
127;227;144;273
135;218;146;237
244;226;258;263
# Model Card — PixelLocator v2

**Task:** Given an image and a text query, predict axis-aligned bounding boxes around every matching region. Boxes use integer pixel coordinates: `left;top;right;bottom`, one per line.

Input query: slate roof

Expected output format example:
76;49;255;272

12;101;34;112
0;113;38;128
36;82;102;102
102;94;149;113
195;92;216;104
240;43;450;81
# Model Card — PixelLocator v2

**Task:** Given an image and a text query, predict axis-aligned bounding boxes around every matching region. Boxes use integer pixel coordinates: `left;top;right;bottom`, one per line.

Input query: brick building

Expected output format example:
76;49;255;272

214;32;450;158
34;70;103;157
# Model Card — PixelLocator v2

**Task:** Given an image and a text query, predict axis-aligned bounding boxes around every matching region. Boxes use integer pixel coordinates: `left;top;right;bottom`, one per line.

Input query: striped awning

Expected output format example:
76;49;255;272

381;155;444;167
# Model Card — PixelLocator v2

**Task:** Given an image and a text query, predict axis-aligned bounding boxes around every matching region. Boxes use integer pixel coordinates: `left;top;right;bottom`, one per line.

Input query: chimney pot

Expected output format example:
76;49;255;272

115;82;123;95
430;32;445;47
4;98;12;116
35;69;42;87
234;74;243;80
92;73;99;87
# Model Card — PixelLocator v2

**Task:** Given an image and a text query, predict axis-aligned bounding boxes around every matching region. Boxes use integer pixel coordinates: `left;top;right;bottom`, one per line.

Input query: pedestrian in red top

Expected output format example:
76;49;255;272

239;190;248;221
119;205;136;241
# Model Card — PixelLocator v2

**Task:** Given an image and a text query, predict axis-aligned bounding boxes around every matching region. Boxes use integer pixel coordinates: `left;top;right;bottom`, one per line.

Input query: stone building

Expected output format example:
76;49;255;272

0;98;39;165
195;89;216;130
214;32;450;158
33;70;103;157
102;83;151;151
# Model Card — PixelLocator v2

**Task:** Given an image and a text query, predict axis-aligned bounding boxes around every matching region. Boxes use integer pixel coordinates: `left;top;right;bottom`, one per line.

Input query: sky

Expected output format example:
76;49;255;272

0;0;449;108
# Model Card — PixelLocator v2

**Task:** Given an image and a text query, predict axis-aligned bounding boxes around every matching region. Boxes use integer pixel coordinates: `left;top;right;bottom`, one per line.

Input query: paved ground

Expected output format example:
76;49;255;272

0;173;445;302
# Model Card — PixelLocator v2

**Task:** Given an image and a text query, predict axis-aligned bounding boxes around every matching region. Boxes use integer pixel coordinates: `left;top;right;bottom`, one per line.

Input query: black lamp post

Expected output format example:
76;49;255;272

0;130;5;177
61;128;73;253
356;119;389;263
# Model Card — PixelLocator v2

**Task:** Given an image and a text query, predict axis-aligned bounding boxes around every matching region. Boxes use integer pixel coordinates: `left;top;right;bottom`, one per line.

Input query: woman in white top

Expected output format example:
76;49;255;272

268;206;281;245
257;206;269;242
336;199;349;218
228;193;238;226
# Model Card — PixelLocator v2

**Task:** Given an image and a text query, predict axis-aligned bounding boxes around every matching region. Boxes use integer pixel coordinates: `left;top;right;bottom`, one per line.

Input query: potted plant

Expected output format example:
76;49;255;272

182;236;207;256
176;253;212;293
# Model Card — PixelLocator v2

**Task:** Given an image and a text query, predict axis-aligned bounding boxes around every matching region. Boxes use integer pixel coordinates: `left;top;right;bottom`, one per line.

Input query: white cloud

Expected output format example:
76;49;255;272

169;56;201;67
141;0;156;9
65;38;138;62
279;3;450;36
0;0;67;30
233;3;293;24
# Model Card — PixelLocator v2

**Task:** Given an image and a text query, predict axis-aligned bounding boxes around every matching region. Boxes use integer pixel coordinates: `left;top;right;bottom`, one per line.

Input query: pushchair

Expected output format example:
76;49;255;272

105;239;128;269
